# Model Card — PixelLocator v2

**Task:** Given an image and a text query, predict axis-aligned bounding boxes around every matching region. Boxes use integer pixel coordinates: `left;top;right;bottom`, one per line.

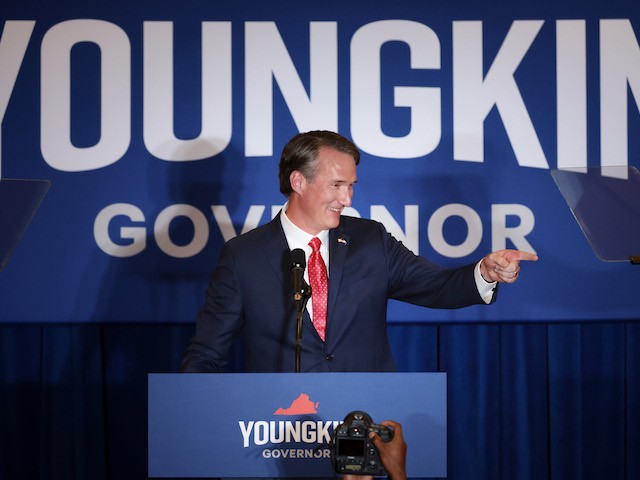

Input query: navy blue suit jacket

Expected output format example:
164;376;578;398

181;213;493;373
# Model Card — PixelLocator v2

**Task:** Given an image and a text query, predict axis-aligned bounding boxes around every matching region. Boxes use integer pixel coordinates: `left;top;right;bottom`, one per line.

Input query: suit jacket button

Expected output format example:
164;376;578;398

325;354;334;361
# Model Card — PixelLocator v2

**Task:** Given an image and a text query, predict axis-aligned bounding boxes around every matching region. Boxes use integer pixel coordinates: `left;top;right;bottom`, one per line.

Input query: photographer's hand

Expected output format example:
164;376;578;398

369;420;407;480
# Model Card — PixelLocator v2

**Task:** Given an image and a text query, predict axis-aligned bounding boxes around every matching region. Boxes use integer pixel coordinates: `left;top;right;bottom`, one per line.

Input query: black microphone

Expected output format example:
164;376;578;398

290;248;310;373
291;248;306;299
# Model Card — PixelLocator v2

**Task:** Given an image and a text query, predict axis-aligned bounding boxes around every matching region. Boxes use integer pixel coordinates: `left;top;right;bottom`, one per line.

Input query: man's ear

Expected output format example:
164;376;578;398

290;170;306;195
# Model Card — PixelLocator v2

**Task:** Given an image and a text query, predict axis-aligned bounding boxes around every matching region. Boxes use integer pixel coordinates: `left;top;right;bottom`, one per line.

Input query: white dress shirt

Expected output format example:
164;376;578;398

280;204;330;319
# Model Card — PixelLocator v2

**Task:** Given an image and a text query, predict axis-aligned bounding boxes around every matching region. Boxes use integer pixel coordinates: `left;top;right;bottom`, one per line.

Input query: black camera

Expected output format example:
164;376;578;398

331;411;394;476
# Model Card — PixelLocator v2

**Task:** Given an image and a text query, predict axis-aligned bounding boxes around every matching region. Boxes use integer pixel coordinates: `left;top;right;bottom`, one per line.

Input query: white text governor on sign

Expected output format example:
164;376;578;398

93;203;536;259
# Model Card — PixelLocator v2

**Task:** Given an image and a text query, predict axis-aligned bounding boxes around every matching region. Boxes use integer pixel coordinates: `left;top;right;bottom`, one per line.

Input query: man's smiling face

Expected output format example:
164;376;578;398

287;146;358;235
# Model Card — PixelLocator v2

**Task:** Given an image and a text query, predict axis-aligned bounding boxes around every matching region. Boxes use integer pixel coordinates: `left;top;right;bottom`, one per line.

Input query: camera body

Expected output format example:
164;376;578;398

331;411;394;476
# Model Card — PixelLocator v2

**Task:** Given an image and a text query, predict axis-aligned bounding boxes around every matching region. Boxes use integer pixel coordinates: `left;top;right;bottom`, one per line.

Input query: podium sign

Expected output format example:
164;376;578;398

148;372;447;478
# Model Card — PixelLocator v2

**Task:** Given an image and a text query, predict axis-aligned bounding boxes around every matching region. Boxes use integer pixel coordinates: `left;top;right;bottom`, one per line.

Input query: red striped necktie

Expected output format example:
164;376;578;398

308;237;328;341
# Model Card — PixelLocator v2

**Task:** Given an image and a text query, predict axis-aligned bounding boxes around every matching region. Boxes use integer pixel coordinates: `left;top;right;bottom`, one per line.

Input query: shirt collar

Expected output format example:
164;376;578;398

280;202;330;249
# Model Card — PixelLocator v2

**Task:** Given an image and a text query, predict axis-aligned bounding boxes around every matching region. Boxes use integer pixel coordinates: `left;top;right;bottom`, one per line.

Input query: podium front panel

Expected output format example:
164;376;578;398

148;372;446;478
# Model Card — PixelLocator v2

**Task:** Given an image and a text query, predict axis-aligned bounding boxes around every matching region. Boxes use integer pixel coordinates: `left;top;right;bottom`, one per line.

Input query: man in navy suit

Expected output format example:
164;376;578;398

181;131;537;373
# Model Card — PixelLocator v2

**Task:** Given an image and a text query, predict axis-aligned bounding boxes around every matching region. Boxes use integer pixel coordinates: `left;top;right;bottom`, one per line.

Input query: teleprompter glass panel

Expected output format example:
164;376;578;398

0;179;50;271
551;166;640;262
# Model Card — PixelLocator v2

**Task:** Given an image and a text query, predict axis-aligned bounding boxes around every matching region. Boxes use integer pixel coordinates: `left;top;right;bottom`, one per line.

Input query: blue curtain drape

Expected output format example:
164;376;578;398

1;321;638;480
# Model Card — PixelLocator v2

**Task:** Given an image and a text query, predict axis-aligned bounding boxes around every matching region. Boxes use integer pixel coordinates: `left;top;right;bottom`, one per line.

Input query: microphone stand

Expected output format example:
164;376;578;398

294;281;312;373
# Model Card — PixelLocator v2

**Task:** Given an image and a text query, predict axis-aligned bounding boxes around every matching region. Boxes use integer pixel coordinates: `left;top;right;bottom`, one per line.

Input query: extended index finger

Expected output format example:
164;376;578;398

511;250;539;262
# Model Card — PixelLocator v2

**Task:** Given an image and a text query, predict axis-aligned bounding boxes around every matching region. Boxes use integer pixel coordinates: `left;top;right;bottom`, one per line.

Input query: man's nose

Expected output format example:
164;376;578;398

340;187;353;207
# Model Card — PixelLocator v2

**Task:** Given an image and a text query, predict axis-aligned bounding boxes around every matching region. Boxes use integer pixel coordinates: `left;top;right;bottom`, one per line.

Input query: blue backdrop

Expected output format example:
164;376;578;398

0;1;639;479
1;0;639;323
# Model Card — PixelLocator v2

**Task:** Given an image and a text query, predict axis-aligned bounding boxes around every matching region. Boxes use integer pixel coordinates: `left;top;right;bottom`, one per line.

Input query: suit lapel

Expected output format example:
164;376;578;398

327;223;350;328
259;212;290;286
